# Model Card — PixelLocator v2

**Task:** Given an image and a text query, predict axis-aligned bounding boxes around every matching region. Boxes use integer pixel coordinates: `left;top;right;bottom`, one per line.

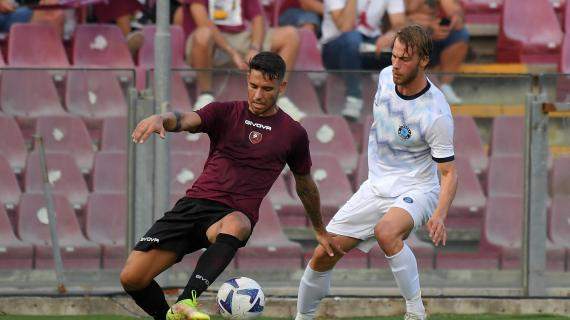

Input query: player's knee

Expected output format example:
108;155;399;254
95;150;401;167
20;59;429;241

120;267;149;291
192;26;213;47
374;221;400;250
310;244;343;271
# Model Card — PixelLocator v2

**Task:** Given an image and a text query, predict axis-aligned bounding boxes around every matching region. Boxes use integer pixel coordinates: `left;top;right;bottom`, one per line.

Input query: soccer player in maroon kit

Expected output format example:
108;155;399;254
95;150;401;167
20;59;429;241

120;52;339;320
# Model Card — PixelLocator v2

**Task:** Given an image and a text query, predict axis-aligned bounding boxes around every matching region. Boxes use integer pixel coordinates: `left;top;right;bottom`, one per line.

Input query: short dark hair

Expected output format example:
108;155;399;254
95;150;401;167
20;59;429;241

394;24;433;62
248;51;286;81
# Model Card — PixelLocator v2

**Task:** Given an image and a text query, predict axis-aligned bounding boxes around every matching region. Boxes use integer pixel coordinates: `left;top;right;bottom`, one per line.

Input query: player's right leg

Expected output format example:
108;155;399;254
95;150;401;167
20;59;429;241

295;235;361;320
120;249;178;320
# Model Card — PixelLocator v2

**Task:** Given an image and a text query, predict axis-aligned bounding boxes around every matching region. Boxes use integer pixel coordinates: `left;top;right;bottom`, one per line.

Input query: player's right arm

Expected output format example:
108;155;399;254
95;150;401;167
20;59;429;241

131;111;202;144
293;173;344;257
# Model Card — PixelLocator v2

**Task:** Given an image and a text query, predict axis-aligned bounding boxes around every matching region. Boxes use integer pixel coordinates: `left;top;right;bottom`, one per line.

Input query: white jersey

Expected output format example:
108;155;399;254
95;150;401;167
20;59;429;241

367;66;455;197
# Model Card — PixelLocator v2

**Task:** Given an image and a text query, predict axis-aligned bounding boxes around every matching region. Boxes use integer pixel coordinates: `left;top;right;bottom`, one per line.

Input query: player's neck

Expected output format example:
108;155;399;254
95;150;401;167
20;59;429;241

248;104;278;117
396;74;428;98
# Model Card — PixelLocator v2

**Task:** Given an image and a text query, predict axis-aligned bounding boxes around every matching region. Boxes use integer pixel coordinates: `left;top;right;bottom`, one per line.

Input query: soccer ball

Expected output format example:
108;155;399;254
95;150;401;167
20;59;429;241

216;277;265;319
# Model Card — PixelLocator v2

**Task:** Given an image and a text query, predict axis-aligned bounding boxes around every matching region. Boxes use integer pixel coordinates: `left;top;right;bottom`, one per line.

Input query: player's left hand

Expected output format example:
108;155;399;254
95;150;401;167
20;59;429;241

426;215;447;247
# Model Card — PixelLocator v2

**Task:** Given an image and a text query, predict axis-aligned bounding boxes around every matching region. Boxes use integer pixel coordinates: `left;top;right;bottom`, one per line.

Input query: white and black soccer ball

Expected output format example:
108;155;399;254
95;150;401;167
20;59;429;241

216;277;265;319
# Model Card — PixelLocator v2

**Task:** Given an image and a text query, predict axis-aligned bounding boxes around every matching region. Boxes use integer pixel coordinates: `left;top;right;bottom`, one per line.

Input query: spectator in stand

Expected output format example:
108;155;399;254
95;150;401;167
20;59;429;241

278;0;323;37
405;0;467;104
181;0;305;120
93;0;145;57
321;0;406;120
0;0;32;32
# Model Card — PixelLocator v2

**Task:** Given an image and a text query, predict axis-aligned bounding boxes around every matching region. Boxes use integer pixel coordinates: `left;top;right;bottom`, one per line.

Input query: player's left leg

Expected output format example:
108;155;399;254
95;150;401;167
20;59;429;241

169;211;251;319
375;208;425;319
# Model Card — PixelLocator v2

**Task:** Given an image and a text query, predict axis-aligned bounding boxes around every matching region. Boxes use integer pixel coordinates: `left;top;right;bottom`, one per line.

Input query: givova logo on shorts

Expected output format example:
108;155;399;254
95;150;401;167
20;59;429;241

139;237;160;243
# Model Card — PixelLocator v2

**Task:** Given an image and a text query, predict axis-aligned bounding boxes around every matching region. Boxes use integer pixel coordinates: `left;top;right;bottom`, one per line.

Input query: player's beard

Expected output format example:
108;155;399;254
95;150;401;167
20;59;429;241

393;63;420;87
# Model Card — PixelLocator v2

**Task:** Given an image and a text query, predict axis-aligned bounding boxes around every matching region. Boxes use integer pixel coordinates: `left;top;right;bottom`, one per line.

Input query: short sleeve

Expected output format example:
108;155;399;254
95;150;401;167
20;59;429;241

244;0;263;20
287;128;312;175
325;0;347;13
387;0;405;14
195;102;228;135
426;115;455;163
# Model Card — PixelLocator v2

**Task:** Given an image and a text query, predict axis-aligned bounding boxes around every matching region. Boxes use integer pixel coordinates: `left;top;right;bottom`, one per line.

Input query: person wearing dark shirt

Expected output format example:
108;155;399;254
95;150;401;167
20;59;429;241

119;52;338;320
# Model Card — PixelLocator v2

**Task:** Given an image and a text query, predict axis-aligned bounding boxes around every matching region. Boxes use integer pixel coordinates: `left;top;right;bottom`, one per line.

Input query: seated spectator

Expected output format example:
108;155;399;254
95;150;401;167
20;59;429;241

93;0;145;57
405;0;467;104
278;0;323;37
31;0;65;36
0;0;32;32
182;0;305;120
321;0;406;120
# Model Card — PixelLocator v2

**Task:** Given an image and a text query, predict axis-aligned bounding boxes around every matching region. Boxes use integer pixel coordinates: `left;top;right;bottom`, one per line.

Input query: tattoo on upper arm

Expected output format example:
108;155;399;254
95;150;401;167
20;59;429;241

173;111;182;132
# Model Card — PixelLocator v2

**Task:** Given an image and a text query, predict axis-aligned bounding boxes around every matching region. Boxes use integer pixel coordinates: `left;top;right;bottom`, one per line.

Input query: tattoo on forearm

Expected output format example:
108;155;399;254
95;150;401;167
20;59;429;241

296;177;324;230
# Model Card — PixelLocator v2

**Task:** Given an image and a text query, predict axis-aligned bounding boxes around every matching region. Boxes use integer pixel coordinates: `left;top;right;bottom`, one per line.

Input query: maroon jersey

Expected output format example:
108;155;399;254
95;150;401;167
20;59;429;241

186;101;311;224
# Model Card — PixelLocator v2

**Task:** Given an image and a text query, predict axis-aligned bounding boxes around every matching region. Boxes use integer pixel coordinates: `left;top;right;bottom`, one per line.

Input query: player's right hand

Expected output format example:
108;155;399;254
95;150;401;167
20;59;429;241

131;115;166;144
316;231;346;257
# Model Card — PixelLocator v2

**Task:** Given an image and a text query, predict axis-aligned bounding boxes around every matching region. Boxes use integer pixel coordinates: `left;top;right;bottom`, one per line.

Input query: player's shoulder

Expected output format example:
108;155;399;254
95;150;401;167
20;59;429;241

426;81;453;116
277;110;308;137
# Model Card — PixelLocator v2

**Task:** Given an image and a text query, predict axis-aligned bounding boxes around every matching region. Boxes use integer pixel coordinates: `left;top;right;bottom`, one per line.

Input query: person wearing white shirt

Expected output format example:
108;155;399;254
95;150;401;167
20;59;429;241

321;0;406;120
295;25;458;320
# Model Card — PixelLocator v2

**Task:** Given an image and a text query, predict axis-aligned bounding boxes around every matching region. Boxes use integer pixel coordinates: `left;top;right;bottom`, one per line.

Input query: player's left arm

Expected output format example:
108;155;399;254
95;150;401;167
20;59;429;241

293;173;344;257
425;114;457;246
427;160;458;246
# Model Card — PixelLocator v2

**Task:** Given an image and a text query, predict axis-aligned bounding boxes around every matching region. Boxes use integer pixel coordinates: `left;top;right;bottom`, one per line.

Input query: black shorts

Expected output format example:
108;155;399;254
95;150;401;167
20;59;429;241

133;197;249;262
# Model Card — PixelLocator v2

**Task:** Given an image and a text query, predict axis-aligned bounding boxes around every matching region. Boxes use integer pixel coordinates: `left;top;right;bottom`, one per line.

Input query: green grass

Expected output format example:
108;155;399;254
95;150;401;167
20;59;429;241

0;315;568;320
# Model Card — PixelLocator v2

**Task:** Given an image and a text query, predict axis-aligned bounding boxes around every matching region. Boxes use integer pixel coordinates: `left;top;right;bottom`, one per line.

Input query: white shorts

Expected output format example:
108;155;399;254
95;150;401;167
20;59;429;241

326;180;438;253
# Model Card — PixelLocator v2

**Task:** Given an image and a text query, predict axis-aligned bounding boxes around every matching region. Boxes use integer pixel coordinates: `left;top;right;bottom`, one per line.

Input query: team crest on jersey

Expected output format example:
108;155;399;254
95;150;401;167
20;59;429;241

397;124;412;140
249;131;263;144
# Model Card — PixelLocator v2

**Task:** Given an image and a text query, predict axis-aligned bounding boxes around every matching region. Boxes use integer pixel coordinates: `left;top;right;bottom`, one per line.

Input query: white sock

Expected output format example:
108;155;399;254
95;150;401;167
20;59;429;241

386;243;425;315
295;264;332;320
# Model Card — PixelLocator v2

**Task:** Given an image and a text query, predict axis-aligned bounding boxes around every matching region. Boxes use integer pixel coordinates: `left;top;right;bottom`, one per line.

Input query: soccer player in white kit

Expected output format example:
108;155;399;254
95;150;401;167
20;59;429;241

295;25;458;320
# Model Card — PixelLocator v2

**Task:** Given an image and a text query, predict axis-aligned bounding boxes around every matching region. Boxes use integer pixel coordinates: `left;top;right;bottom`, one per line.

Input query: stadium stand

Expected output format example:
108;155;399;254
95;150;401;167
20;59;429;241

324;73;377;117
25;152;89;209
170;153;207;202
549;196;570;265
101;117;128;152
447;156;486;230
8;23;69;67
0;155;21;210
93;152;126;194
0;70;66;126
486;155;523;197
236;199;303;270
497;0;563;63
484;196;565;270
72;24;134;68
18;193;100;269
86;193;127;269
301;115;358;174
268;174;307;227
461;0;503;24
65;70;129;122
0;113;27;174
0;205;33;269
139;25;187;68
490;116;524;156
294;28;325;71
35;115;96;173
454;115;487;174
551;156;570;195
